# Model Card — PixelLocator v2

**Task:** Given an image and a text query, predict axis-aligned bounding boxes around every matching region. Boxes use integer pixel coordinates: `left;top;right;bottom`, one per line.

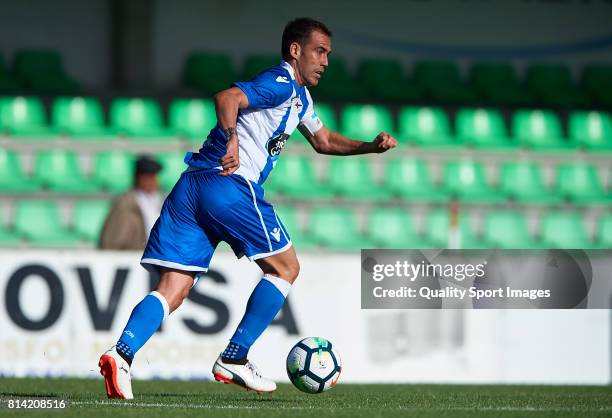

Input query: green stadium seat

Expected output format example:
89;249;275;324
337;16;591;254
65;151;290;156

156;152;186;191
555;163;609;204
483;211;536;249
340;104;395;139
469;62;533;106
184;52;236;94
356;59;421;101
455;108;514;148
52;96;113;138
266;155;332;199
526;64;590;107
512;109;568;150
14;200;79;246
242;55;280;80
0;54;22;93
309;207;371;250
110;98;173;139
0;149;40;193
14;49;79;94
93;151;135;193
313;58;368;101
581;64;612;107
397;106;455;146
443;160;502;203
169;98;216;140
414;60;478;104
0;96;55;137
425;209;480;249
34;150;97;193
274;205;316;250
596;214;612;249
500;161;559;204
384;158;447;202
568;111;612;150
73;200;110;243
326;158;391;200
366;208;424;248
540;212;593;249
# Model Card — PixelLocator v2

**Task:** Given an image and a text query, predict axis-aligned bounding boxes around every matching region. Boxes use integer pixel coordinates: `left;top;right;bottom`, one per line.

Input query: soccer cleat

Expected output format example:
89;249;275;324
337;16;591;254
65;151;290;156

212;355;277;394
98;346;134;399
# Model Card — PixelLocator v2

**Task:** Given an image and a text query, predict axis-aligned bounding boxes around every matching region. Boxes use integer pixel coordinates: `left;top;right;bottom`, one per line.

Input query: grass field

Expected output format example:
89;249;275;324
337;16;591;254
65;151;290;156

1;378;611;417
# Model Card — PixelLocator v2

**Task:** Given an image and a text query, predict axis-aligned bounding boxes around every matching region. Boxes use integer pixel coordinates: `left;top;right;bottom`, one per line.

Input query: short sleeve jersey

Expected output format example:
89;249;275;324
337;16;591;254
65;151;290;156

184;60;323;185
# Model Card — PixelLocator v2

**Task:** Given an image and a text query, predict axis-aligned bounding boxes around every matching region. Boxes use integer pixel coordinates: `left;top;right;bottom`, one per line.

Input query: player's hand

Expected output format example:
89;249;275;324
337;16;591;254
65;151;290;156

372;131;398;153
219;136;240;176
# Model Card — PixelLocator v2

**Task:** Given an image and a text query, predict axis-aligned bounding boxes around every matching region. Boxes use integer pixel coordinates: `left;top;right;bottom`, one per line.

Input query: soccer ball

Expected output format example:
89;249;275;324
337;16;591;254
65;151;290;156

286;337;342;394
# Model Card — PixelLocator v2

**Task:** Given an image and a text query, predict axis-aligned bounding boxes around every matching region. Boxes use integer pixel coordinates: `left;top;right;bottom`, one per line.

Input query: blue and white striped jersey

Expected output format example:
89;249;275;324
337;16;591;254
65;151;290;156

184;60;323;185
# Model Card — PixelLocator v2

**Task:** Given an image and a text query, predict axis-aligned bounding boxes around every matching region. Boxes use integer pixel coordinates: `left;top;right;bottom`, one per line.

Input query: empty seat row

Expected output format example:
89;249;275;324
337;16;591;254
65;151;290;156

2;96;612;151
2;200;609;250
184;53;612;107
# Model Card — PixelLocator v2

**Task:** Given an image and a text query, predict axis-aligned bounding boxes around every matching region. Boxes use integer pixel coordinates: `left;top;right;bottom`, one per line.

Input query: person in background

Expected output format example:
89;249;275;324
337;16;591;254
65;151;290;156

99;155;163;250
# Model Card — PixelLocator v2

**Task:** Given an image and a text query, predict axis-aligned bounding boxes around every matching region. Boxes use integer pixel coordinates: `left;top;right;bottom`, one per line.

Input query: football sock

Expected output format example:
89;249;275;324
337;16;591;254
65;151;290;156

222;275;291;363
116;291;170;365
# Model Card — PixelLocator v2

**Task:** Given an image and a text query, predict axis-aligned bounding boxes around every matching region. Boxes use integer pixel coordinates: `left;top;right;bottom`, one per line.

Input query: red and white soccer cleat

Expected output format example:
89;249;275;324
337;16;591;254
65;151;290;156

98;346;134;399
212;355;276;394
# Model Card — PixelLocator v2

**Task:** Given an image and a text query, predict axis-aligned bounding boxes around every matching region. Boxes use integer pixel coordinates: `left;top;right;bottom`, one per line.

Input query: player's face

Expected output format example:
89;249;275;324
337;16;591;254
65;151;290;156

297;30;332;87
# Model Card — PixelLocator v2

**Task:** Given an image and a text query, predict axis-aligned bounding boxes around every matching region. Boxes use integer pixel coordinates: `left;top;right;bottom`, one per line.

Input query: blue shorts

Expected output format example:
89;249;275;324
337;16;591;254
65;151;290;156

141;168;292;274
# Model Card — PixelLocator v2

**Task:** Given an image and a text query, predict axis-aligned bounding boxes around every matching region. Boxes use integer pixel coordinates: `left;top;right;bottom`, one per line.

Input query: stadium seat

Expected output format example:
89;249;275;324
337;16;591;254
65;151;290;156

500;161;559;204
366;208;424;248
313;58;368;100
110;98;173;139
568;111;612;150
384;158;447;202
356;59;421;101
414;60;478;104
0;149;41;193
184;52;236;94
596;214;612;249
156;152;186;191
0;96;55;137
0;54;22;93
169;98;216;141
242;54;280;80
34;150;97;193
14;49;79;94
455;108;514;148
581;64;612;108
555;163;609;204
309;207;370;250
483;211;536;249
469;62;533;106
326;158;390;200
93;151;135;193
340;104;395;139
52;96;113;138
266;155;333;199
425;209;480;249
397;106;455;146
0;209;20;246
73;200;110;243
274;205;316;250
14;200;79;246
443;160;502;203
512;109;567;149
526;64;590;107
540;212;593;249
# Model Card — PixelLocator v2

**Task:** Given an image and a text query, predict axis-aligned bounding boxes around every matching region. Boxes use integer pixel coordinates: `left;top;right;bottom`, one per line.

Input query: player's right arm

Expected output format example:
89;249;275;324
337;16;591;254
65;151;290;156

213;87;249;176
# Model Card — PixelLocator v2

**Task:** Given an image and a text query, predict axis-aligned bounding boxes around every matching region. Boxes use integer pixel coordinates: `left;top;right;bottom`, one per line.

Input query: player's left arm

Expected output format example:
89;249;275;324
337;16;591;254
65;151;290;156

302;125;398;155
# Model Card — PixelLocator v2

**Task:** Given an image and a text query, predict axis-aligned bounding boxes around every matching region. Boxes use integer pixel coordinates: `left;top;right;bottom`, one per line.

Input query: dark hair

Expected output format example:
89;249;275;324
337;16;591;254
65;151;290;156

281;17;332;61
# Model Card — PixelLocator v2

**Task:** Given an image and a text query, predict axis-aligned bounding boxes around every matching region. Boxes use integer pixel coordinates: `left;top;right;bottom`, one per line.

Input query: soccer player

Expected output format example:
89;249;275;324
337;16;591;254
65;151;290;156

99;17;397;399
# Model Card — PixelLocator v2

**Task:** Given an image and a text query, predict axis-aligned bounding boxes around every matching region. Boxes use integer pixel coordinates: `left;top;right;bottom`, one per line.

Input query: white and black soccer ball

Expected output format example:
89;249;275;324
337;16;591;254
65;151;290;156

286;337;342;394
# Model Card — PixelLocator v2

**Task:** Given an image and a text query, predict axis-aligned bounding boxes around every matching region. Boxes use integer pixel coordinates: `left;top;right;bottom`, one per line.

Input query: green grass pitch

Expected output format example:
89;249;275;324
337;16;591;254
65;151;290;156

1;378;611;417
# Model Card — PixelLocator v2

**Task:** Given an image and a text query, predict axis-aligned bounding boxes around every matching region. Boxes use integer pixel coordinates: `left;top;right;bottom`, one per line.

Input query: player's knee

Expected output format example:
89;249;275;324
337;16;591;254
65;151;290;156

279;261;300;283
